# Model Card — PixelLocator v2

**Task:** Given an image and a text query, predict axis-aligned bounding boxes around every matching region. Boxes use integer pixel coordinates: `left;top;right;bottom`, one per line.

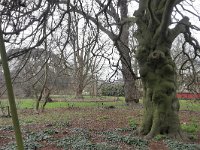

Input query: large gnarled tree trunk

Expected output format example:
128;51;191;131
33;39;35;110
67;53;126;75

134;0;190;138
136;43;181;138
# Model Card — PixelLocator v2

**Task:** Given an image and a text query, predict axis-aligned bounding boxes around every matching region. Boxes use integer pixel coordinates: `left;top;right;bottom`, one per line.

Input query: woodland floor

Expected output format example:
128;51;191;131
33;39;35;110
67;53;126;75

0;100;200;150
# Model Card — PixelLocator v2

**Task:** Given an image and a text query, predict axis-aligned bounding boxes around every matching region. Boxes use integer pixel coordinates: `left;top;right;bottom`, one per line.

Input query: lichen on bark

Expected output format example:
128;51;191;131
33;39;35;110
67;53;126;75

133;0;190;139
136;45;181;138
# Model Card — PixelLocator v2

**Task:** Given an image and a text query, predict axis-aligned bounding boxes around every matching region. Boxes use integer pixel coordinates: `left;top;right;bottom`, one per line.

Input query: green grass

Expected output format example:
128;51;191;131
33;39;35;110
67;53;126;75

51;95;74;99
20;110;70;125
179;100;200;111
51;95;125;100
1;99;34;108
181;123;199;133
154;134;167;141
1;98;126;109
1;97;200;111
128;117;138;130
45;101;125;109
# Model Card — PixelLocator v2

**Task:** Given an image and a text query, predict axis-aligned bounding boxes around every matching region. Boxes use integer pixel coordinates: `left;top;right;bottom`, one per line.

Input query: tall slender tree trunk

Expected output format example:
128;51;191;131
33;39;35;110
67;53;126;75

118;0;139;105
118;42;139;104
74;68;84;99
72;1;139;104
36;16;49;111
0;26;24;149
75;85;84;99
42;89;51;112
74;62;84;98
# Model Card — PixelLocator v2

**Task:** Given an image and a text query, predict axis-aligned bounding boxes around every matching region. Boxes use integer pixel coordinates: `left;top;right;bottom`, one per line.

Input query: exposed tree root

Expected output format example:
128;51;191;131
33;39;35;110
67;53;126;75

133;127;149;137
168;131;189;141
134;127;190;141
144;133;155;140
133;128;140;136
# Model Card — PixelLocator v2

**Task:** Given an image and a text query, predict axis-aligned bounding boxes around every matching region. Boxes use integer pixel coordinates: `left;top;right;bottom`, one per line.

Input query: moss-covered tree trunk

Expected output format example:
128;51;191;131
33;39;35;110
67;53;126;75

136;43;181;138
134;0;190;138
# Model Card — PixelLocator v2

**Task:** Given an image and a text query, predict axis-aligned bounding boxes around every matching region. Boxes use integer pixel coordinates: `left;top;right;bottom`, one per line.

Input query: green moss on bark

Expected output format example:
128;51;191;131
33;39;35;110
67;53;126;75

136;44;181;139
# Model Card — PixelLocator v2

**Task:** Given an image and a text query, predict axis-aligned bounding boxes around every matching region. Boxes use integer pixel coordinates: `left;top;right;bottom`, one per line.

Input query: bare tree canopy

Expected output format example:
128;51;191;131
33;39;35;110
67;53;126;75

67;0;140;104
0;0;71;60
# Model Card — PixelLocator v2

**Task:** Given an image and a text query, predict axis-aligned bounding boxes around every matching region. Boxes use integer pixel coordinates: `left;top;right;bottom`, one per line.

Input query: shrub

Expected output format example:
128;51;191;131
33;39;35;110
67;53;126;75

181;123;199;133
128;118;137;130
101;83;124;97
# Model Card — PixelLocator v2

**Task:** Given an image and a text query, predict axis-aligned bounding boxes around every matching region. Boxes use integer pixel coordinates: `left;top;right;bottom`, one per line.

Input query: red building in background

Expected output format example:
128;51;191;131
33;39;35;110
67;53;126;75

176;93;200;100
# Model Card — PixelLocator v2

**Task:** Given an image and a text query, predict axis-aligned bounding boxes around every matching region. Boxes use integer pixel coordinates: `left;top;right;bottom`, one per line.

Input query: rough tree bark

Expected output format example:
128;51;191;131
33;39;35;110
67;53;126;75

134;0;190;138
42;89;51;112
73;33;85;99
35;15;49;111
118;0;139;105
75;76;84;99
35;65;48;111
136;43;181;138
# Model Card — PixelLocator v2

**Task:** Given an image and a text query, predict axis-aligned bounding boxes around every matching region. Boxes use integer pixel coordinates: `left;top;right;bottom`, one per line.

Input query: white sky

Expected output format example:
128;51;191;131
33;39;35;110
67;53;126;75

1;0;200;81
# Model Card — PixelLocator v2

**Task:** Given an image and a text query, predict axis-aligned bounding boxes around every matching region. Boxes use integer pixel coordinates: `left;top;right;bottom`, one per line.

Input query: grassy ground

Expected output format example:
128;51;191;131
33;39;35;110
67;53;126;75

179;100;200;111
1;97;200;110
0;97;200;149
0;96;126;109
